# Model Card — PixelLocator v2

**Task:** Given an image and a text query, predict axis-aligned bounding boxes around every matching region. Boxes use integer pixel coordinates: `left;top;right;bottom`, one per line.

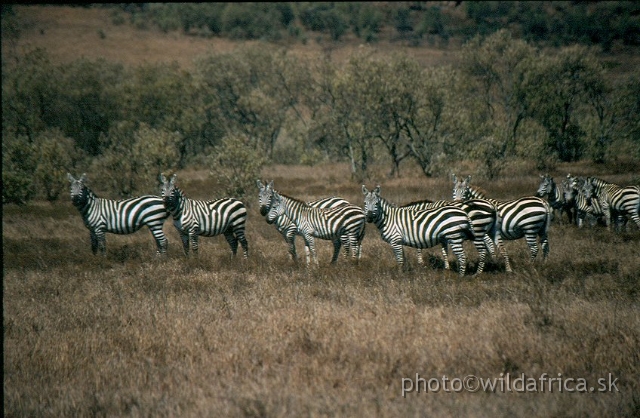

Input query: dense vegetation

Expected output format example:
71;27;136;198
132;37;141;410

2;3;639;205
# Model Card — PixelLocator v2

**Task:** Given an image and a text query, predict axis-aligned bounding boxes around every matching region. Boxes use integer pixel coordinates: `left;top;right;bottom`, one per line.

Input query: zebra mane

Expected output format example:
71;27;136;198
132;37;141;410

588;176;617;187
277;192;306;205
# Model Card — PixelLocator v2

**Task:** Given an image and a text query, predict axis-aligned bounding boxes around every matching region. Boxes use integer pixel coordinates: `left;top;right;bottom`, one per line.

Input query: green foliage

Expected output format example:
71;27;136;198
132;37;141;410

94;123;181;197
33;128;85;201
2;134;36;205
209;134;266;200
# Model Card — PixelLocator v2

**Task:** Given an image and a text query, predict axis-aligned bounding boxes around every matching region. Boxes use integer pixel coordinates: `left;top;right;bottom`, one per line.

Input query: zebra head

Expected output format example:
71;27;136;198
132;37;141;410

256;179;275;216
159;173;180;210
581;178;595;200
452;174;472;201
67;173;89;206
536;174;554;197
362;185;382;223
265;191;284;224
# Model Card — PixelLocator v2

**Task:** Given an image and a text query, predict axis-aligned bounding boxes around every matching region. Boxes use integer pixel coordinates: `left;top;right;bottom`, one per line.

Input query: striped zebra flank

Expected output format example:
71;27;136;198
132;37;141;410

400;198;497;275
265;190;365;266
453;174;552;273
67;173;169;256
256;180;360;261
586;176;640;231
363;185;475;276
160;174;248;258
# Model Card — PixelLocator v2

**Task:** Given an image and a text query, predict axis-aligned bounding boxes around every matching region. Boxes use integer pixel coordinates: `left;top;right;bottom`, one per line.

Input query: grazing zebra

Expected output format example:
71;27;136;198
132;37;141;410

265;190;366;266
452;175;552;273
400;198;497;275
536;174;573;224
362;185;476;276
584;176;640;231
574;177;607;228
256;180;359;261
160;174;248;257
67;173;169;256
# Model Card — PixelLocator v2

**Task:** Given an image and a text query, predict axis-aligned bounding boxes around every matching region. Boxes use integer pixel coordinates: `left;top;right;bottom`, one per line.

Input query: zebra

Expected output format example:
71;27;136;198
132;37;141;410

584;176;640;231
67;173;169;256
536;174;573;224
265;190;366;266
160;173;248;257
362;185;476;276
400;197;497;275
562;174;579;226
452;174;552;273
256;180;360;261
574;177;606;228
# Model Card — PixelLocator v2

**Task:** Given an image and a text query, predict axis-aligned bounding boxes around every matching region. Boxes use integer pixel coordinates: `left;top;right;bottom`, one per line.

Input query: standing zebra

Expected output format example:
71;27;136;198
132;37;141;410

265;190;365;266
536;174;573;224
574;177;606;228
256;180;360;261
400;198;497;275
562;174;579;226
453;175;552;273
160;174;248;258
362;185;476;276
67;173;169;256
584;176;640;231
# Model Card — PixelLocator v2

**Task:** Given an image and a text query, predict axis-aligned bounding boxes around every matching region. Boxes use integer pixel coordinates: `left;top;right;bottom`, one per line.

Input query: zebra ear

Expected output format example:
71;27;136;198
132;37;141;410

452;174;457;183
170;174;177;185
67;173;75;183
256;179;263;189
374;185;381;195
362;185;368;195
465;175;471;184
80;173;87;183
160;173;167;184
267;180;274;189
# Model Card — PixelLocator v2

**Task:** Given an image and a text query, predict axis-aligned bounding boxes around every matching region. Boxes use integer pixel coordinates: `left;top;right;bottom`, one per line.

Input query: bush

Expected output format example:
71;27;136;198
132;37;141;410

209;134;266;201
2;134;36;205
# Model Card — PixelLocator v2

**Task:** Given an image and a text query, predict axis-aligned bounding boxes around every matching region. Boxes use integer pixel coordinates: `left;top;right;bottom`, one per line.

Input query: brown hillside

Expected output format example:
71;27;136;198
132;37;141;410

3;5;459;69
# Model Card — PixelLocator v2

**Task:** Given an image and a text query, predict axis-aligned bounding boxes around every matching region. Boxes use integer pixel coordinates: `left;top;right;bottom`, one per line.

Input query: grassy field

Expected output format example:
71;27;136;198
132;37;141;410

4;162;640;417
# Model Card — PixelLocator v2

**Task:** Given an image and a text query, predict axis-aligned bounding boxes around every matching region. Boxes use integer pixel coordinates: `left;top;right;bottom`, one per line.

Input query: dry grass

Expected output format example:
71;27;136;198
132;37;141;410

4;162;640;417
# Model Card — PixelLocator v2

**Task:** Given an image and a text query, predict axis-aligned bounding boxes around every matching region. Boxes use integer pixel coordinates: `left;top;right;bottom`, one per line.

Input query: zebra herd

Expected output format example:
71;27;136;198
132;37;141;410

67;172;639;275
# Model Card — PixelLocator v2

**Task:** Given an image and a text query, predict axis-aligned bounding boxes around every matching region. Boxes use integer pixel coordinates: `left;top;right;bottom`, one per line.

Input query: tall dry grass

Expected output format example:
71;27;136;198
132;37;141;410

4;162;640;417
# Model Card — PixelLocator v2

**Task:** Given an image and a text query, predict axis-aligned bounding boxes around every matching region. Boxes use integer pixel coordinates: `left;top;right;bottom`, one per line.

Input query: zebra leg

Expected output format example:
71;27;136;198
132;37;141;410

284;230;297;261
89;230;100;255
150;227;168;255
331;239;342;264
179;232;190;256
224;230;239;256
494;233;513;273
392;244;405;270
441;245;450;270
473;238;487;275
237;229;249;259
483;234;497;258
303;235;318;266
190;233;199;256
449;241;467;276
525;233;540;261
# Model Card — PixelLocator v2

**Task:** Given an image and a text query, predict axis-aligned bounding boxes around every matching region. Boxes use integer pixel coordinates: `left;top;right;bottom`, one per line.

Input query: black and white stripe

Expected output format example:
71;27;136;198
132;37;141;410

537;174;574;224
160;174;248;257
363;185;475;276
400;198;497;275
256;180;357;261
574;177;606;228
67;173;169;256
453;175;552;273
585;177;640;231
266;190;365;265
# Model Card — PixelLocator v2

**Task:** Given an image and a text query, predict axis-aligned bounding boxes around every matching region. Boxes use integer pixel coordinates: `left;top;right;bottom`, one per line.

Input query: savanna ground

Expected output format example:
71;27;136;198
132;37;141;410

4;161;640;417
